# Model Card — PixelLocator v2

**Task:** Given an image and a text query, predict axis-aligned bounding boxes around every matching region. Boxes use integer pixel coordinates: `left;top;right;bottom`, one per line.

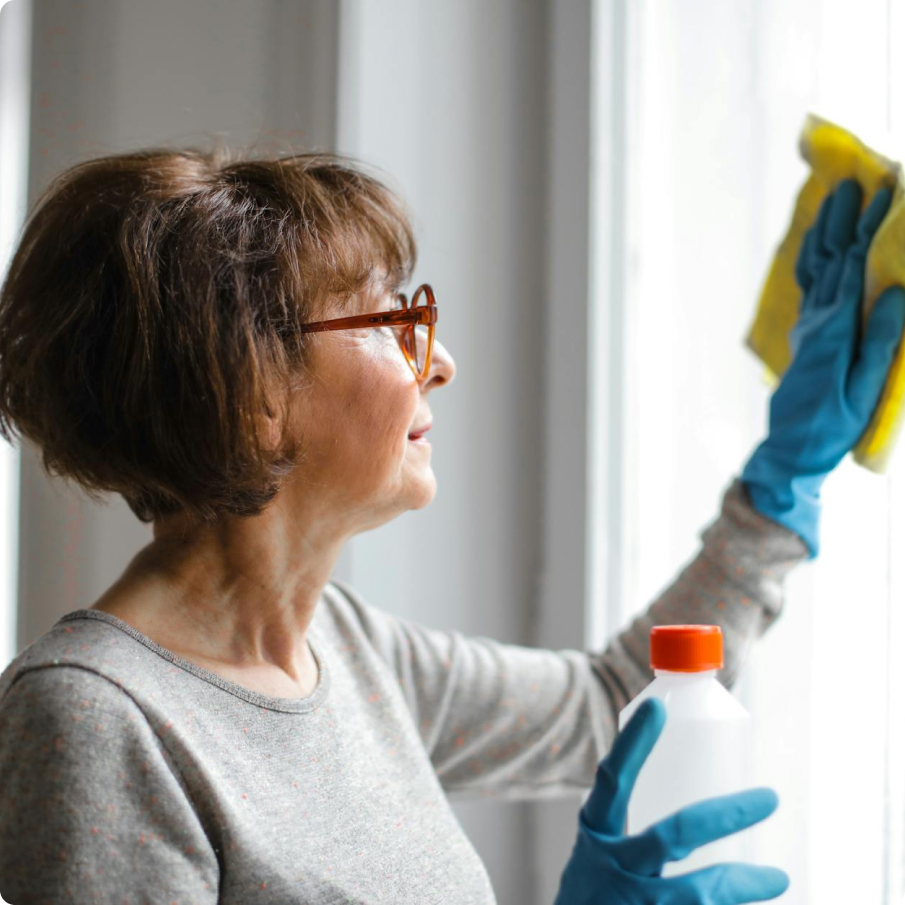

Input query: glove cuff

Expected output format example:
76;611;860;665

740;453;825;559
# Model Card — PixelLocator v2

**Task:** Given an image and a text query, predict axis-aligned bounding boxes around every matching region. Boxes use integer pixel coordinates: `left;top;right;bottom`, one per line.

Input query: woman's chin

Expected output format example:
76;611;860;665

407;473;437;509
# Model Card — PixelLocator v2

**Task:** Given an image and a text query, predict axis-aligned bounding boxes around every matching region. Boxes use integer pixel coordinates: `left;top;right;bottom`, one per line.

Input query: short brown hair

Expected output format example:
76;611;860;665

0;147;417;524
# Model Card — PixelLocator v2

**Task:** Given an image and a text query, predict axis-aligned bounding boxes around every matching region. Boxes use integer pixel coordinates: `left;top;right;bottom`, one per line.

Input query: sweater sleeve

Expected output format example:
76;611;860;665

589;477;810;712
331;477;810;803
0;665;219;904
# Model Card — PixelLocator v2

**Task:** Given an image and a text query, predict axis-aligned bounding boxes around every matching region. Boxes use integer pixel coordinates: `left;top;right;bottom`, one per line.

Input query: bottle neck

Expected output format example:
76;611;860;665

653;668;718;679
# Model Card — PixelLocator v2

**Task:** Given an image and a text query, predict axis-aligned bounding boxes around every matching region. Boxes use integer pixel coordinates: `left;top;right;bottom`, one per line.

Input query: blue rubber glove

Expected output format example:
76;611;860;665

553;698;789;904
741;178;905;558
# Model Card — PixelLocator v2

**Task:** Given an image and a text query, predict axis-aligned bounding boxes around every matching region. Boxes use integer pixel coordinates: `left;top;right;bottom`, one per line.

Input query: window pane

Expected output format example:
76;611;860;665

601;0;899;900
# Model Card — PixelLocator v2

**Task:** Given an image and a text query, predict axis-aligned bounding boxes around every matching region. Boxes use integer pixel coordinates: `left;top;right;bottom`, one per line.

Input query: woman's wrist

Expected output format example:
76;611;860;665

738;462;823;559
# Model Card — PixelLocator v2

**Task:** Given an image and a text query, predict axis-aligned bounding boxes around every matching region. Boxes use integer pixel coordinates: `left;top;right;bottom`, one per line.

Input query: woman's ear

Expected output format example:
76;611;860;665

256;372;310;455
254;389;285;453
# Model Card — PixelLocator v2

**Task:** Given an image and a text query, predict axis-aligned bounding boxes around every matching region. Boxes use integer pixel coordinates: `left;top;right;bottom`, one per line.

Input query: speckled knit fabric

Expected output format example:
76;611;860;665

0;478;808;904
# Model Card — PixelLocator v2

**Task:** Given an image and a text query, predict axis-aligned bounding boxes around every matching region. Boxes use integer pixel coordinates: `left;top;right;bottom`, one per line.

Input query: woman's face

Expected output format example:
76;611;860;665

284;282;456;536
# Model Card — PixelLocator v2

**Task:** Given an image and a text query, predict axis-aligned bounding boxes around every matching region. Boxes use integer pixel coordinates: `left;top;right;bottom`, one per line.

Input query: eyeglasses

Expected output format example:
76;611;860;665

297;283;437;382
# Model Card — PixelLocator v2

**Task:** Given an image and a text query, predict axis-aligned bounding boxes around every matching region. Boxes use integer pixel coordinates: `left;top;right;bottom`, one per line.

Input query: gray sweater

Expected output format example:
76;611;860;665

0;479;808;904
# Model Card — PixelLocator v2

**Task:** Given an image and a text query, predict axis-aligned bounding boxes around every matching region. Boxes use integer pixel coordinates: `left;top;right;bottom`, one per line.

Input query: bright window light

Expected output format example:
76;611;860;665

591;0;904;901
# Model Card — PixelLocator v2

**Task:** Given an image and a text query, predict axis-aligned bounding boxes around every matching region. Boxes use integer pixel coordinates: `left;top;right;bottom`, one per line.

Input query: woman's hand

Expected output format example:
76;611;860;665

553;698;789;904
741;178;905;558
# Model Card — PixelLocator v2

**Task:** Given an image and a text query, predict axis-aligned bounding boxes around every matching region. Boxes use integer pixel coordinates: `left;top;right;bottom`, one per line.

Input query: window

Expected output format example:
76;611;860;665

591;0;905;901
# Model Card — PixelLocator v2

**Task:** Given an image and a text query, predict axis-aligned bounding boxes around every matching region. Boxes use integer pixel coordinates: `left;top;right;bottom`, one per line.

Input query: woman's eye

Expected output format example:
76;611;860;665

364;324;393;340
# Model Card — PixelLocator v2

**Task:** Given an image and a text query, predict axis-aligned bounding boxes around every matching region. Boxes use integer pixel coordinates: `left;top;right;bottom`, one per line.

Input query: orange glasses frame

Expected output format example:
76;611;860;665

297;283;438;382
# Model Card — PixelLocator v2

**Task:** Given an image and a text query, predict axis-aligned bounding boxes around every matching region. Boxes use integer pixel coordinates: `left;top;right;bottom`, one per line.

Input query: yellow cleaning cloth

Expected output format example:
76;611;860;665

746;112;905;473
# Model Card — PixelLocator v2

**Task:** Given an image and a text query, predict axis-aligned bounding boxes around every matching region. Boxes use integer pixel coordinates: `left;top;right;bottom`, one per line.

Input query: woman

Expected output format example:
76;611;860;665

0;149;898;903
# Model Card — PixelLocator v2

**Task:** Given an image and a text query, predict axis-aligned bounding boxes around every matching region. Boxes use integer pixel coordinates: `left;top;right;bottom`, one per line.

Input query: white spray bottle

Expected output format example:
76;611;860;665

618;624;755;876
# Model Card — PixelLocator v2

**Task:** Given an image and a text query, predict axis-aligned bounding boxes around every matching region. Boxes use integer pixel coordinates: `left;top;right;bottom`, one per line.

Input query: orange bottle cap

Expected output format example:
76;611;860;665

649;624;724;672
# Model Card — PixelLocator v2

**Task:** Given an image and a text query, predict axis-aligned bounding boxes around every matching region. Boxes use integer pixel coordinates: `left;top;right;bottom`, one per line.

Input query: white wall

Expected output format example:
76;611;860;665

0;0;30;675
336;3;557;899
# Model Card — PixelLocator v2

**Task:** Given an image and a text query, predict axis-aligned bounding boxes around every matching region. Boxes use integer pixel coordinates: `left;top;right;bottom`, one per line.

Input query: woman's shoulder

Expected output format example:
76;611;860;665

0;609;149;715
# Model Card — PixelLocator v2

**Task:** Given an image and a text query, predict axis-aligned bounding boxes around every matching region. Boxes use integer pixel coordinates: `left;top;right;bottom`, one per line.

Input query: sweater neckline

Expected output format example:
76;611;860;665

55;608;331;714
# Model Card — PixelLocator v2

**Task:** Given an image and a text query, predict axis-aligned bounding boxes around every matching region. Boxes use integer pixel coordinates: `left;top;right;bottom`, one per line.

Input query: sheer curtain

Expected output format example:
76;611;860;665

591;0;905;901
